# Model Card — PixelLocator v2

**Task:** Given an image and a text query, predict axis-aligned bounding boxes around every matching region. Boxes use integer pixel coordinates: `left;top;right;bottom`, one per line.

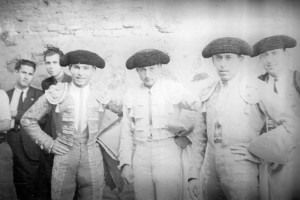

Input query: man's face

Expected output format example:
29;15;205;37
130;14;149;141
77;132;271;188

136;64;161;88
212;53;243;82
45;54;62;78
16;64;35;88
69;64;95;88
260;49;286;77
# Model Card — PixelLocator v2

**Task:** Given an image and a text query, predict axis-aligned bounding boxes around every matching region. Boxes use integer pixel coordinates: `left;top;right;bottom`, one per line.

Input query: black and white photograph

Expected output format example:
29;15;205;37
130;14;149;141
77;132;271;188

0;0;299;199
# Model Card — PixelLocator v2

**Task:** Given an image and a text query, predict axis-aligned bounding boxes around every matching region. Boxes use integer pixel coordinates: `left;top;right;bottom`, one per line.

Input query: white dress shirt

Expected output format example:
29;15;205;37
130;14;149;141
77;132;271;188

267;72;288;95
0;90;11;121
69;83;90;132
10;86;29;111
10;86;29;128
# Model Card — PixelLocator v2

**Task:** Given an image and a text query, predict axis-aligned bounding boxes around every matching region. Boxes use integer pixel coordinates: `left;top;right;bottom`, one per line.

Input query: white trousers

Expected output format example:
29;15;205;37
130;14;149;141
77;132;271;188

133;138;183;200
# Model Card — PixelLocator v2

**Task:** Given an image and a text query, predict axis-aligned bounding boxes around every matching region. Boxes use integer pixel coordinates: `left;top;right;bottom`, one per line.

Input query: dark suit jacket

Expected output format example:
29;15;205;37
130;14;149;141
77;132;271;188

7;87;44;161
41;73;72;91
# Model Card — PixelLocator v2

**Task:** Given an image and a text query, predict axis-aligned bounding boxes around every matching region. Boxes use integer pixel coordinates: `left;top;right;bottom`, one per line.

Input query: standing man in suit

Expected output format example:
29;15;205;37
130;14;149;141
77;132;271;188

7;59;44;200
41;45;72;91
0;89;17;200
248;35;300;200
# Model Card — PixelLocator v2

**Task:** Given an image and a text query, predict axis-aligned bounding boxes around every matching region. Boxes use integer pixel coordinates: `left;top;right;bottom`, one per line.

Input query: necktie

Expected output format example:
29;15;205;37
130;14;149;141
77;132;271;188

263;78;278;133
214;83;227;143
17;91;24;112
78;89;84;132
148;90;152;127
222;81;228;87
274;78;278;93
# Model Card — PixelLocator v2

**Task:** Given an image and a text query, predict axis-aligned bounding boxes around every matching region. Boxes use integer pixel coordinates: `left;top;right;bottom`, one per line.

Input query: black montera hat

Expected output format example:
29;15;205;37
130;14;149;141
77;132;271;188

251;35;296;57
202;37;253;58
126;49;170;70
60;50;105;68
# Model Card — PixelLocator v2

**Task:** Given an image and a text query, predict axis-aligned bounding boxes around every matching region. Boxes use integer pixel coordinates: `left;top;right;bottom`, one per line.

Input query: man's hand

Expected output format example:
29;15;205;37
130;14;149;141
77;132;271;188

178;126;194;137
188;179;201;200
230;143;260;163
268;162;282;171
167;125;185;135
121;164;134;184
174;136;191;149
51;140;69;156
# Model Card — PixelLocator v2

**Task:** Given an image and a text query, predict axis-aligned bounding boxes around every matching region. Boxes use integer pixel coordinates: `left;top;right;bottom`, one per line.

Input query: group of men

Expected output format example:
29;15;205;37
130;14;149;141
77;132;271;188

0;34;299;200
0;46;73;200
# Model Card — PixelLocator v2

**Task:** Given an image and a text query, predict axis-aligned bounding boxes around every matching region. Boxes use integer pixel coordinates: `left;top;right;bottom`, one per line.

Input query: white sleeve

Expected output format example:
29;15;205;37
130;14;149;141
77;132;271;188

0;90;11;120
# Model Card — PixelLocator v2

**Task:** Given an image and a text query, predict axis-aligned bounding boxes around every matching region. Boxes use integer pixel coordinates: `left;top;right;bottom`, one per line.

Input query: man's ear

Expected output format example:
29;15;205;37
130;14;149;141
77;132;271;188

212;56;216;64
283;49;291;57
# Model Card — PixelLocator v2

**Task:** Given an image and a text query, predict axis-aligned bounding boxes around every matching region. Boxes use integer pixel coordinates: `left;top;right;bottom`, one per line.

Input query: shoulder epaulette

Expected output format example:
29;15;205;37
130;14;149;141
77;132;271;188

45;82;67;105
200;80;219;102
239;78;264;104
91;82;110;105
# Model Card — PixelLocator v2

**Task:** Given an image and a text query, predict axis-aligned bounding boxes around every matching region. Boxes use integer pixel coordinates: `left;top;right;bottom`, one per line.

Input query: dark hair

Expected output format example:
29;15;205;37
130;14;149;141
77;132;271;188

43;44;64;61
15;59;36;72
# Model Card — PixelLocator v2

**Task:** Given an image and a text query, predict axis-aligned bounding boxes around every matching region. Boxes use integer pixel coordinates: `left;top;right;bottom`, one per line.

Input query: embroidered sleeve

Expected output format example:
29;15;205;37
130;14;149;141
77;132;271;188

257;82;299;162
118;92;134;168
180;88;202;112
167;81;201;112
259;82;289;125
188;110;207;179
239;79;260;105
92;82;111;105
20;95;54;153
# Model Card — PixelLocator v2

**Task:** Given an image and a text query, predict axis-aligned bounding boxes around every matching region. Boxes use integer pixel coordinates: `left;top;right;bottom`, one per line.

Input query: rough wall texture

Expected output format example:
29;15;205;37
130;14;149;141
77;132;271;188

0;0;300;99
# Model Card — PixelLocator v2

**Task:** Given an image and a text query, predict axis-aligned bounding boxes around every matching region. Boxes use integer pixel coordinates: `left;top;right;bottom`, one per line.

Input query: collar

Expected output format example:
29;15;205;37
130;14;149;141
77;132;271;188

14;86;29;94
220;73;242;89
55;70;65;82
269;75;277;84
146;78;161;94
70;82;90;94
259;73;269;82
271;69;290;81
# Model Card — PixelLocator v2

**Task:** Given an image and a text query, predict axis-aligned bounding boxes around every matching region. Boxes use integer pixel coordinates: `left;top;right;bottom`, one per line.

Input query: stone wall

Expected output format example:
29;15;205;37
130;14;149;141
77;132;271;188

1;0;300;97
